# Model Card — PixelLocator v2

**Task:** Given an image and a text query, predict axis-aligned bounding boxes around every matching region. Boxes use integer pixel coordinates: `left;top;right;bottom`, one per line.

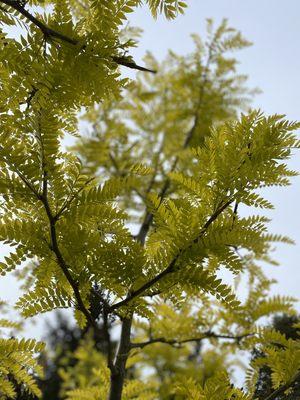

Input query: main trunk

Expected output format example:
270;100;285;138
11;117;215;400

107;317;132;400
107;373;125;400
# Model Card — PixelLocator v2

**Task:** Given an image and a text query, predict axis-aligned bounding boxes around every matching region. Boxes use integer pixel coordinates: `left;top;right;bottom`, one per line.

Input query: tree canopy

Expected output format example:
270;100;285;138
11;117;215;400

0;1;299;400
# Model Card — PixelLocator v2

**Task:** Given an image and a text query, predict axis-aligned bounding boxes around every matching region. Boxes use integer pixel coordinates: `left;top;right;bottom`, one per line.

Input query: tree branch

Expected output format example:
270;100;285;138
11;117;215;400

135;40;214;245
110;197;233;311
33;119;98;330
1;0;78;44
131;331;254;349
55;176;95;220
102;305;114;372
135;121;195;245
41;174;98;330
107;316;132;400
0;0;156;72
0;146;41;199
264;371;300;400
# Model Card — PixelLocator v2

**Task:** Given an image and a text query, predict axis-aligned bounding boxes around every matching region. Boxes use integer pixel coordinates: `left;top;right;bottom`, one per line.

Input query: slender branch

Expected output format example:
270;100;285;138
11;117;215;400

144;139;165;196
109;152;124;177
131;331;254;349
41;175;98;330
33;119;98;330
264;371;300;400
135;41;214;245
112;57;156;73
135;122;195;245
46;241;92;328
1;0;78;44
182;40;213;149
0;146;41;199
55;176;95;219
110;197;234;311
102;305;114;372
0;0;156;72
11;168;40;198
231;200;239;229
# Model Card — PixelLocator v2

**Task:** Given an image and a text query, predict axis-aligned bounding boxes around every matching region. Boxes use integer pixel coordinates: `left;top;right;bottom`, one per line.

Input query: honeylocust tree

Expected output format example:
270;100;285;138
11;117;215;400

252;314;300;400
0;1;299;400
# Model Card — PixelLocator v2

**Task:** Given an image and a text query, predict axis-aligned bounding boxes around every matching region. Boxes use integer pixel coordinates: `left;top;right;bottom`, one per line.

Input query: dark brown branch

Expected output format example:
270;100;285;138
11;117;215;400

231;200;239;229
22;86;38;111
135;41;214;245
34;120;98;330
102;305;114;372
131;331;254;349
264;371;300;400
0;0;156;73
12;169;40;198
135;123;194;245
41;175;98;331
107;317;132;400
110;197;233;311
112;57;156;73
48;226;97;330
1;0;78;44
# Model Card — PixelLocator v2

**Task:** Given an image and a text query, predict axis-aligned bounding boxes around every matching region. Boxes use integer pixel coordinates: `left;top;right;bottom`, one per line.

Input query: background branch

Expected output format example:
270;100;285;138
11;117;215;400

131;331;254;349
135;40;214;245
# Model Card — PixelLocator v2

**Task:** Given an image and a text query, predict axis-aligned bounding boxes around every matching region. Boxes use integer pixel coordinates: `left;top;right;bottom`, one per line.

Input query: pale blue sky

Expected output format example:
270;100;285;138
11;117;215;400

0;0;299;339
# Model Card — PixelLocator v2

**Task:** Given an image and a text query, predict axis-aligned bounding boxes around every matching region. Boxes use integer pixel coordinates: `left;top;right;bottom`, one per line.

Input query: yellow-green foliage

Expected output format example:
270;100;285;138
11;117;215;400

175;372;252;400
145;0;187;19
60;334;110;399
59;333;157;400
0;1;299;398
245;328;300;396
0;316;44;399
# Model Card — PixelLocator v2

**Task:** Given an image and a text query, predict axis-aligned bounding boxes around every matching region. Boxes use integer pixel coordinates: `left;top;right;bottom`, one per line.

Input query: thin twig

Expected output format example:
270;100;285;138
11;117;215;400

130;331;254;349
55;176;95;219
0;147;41;199
231;200;239;229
